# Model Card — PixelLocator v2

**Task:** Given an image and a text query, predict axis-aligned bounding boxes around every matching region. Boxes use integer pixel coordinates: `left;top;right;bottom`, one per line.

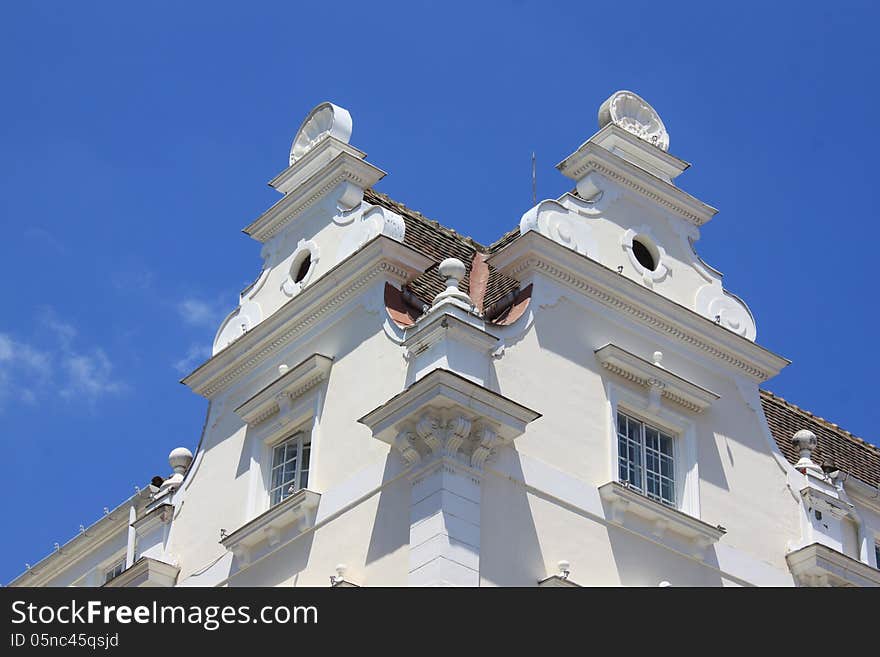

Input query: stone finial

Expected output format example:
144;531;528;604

160;447;194;493
791;429;822;475
169;447;193;475
598;90;669;151
431;257;473;310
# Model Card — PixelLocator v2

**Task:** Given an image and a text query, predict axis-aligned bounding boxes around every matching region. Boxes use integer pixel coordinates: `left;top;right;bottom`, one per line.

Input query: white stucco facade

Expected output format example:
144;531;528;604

12;92;880;588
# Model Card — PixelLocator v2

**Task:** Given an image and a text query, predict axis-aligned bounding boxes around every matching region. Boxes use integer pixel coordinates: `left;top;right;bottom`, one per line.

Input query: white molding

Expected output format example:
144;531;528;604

556;139;716;227
221;489;321;566
358;369;541;462
537;574;582;587
598;481;725;560
247;137;385;241
234;354;332;425
786;542;880;587
182;236;433;398
280;239;320;298
595;343;719;413
487;231;789;382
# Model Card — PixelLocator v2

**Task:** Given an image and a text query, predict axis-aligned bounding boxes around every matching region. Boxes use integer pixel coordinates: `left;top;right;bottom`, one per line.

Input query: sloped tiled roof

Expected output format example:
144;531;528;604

364;188;518;309
761;390;880;488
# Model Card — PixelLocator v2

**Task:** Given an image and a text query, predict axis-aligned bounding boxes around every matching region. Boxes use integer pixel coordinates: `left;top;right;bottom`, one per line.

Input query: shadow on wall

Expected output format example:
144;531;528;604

228;531;316;587
365;455;411;568
602;509;724;587
480;452;545;586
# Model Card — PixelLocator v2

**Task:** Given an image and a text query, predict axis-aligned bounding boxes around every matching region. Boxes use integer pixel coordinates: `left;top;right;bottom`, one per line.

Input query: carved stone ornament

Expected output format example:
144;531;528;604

598;91;669;152
289;102;353;166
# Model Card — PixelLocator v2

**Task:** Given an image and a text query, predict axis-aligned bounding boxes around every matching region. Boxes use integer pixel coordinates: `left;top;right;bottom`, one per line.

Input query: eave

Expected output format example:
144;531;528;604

488;231;790;382
7;487;155;587
181;236;434;399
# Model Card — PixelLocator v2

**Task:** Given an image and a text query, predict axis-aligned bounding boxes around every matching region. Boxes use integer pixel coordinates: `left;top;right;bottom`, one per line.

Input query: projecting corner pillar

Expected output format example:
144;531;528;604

408;459;483;586
358;370;541;587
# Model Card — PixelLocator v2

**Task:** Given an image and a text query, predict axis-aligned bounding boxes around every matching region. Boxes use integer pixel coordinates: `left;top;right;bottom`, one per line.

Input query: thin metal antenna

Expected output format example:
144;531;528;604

531;151;536;204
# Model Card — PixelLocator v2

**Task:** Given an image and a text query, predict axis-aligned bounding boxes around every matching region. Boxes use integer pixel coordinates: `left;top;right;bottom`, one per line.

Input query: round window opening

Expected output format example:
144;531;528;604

293;253;312;284
632;236;658;271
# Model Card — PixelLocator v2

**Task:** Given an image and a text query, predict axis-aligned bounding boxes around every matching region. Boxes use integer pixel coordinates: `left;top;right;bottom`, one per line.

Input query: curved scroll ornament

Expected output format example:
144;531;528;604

213;300;263;355
289;102;353;166
598;90;669;151
520;200;597;258
336;205;406;264
695;283;757;341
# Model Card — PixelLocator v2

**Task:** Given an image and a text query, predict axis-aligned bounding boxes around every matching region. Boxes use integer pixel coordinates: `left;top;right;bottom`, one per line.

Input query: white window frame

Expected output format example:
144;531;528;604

616;410;676;507
605;382;700;518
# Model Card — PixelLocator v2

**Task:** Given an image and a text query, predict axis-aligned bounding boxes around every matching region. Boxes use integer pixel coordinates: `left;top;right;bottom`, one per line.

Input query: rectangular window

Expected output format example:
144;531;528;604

617;411;675;506
104;559;125;583
875;543;880;570
269;432;310;506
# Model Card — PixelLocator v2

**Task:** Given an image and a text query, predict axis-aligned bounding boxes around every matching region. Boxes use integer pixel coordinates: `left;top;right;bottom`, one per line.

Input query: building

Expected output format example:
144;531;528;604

10;91;880;587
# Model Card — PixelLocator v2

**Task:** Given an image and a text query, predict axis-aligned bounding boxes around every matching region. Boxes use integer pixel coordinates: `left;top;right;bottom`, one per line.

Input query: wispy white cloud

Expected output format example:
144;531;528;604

61;349;127;401
177;298;224;329
0;309;127;412
173;343;212;375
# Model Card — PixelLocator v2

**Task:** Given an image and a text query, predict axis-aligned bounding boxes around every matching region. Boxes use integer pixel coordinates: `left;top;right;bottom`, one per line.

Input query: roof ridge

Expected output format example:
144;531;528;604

760;389;879;456
364;188;489;252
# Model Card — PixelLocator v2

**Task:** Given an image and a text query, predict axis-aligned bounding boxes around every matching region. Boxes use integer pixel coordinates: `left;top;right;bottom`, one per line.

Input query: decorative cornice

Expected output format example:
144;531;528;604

234;354;332;425
595;344;719;413
221;489;321;565
488;232;789;382
359;368;541;467
557;140;715;226
245;138;386;242
181;237;433;399
786;542;880;587
599;481;726;559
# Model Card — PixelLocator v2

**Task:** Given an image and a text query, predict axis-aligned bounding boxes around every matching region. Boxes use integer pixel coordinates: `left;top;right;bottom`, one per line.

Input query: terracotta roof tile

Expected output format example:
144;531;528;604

364;188;519;308
761;390;880;488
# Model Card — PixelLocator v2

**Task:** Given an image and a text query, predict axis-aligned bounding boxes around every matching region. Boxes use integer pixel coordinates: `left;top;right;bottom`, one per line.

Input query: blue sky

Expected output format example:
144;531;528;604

1;1;877;583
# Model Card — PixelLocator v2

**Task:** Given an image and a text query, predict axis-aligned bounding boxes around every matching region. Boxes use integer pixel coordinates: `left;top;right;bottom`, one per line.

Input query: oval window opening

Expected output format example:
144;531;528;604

632;237;657;271
294;253;312;284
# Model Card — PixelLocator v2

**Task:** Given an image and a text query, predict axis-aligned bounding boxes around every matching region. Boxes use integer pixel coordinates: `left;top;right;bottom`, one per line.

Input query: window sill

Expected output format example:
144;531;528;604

599;481;725;559
221;489;321;565
102;557;180;588
786;542;880;587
